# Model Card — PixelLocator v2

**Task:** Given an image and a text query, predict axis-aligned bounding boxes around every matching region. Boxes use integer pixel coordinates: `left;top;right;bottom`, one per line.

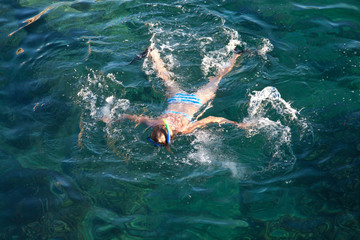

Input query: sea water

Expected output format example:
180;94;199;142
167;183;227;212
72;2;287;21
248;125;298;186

0;0;359;239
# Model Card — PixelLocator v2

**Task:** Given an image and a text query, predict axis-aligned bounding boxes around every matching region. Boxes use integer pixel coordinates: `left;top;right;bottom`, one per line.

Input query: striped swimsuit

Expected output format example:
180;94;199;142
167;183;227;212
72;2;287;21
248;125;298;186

163;93;202;121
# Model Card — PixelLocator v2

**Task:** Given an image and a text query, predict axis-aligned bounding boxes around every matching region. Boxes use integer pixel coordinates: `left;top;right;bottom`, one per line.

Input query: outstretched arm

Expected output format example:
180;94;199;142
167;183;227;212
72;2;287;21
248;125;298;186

123;114;160;127
103;114;160;127
182;116;249;134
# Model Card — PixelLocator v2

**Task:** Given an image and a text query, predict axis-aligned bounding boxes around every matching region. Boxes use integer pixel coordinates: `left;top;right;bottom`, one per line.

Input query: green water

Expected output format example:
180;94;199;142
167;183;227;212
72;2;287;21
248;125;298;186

1;0;359;239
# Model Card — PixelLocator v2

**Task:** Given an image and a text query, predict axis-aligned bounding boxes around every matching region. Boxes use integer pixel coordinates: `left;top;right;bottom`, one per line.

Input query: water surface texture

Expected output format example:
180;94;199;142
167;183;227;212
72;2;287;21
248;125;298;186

1;0;359;239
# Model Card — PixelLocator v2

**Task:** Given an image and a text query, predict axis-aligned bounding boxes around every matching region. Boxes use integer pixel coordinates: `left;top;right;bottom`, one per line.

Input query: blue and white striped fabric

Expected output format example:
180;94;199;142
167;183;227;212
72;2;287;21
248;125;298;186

167;93;202;106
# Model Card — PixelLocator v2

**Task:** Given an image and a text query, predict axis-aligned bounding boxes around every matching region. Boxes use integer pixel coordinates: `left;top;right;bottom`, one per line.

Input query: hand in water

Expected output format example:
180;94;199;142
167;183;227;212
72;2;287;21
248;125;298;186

102;116;110;123
235;122;254;129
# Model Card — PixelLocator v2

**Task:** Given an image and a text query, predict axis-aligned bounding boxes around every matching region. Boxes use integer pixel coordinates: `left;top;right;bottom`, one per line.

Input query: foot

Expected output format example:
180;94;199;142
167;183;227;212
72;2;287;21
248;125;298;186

139;45;153;59
234;46;245;55
128;45;154;65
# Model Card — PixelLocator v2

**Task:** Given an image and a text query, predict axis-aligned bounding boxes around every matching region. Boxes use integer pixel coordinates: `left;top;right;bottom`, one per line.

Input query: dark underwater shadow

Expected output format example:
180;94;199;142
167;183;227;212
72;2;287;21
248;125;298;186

0;151;91;239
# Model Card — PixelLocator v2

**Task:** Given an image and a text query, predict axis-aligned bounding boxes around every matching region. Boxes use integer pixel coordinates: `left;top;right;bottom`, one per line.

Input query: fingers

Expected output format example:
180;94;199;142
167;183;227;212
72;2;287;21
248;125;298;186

236;122;251;129
102;116;110;123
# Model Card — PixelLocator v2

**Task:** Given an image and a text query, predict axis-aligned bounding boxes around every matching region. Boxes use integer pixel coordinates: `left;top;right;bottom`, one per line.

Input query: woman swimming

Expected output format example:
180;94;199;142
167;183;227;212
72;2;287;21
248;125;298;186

106;46;249;147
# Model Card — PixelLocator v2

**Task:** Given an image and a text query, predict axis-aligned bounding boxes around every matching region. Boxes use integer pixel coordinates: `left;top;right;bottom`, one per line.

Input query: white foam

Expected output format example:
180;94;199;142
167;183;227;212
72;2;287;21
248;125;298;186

109;98;130;120
102;96;116;118
164;54;176;70
222;161;246;178
77;71;101;119
142;57;154;76
248;86;298;121
257;38;274;60
187;130;215;164
201;27;245;76
106;96;114;104
146;23;247;80
145;24;301;176
198;37;213;48
243;86;311;172
186;129;247;178
77;70;130;146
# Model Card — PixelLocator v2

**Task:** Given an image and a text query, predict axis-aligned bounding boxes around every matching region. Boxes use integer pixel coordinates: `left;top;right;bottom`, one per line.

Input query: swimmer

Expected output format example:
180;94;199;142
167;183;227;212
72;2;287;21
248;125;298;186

106;46;249;147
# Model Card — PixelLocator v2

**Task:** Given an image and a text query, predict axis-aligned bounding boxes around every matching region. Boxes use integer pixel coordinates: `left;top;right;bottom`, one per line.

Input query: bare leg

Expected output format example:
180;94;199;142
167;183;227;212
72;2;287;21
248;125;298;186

148;48;181;96
195;52;242;103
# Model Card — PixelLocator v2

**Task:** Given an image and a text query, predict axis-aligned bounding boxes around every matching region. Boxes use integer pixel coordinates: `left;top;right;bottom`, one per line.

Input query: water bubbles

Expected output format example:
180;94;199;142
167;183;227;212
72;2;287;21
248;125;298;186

75;17;306;179
146;22;246;80
144;22;303;177
244;86;312;174
106;96;114;104
76;70;130;153
257;38;274;60
248;86;298;121
201;27;245;76
188;130;216;164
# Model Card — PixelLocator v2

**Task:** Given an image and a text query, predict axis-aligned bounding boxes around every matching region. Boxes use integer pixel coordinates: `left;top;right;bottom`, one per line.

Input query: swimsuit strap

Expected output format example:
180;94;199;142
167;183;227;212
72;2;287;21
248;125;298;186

168;93;202;106
163;110;193;121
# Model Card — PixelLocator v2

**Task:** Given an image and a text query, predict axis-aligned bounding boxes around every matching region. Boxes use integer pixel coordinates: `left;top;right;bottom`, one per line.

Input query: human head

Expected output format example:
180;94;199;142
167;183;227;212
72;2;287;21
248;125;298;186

148;119;173;147
149;125;168;146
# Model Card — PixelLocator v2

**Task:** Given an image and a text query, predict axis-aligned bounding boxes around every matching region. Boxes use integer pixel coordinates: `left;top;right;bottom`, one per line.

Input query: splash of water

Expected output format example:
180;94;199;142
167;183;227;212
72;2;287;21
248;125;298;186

187;130;247;178
76;70;130;152
257;38;274;60
244;86;308;172
201;27;246;76
247;86;298;121
144;23;297;176
144;23;180;74
76;26;301;177
145;23;247;80
188;130;217;164
77;70;129;122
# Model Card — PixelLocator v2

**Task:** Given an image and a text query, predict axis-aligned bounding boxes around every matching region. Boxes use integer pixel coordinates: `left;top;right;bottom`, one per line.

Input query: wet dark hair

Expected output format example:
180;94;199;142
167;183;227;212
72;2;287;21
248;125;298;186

149;125;168;146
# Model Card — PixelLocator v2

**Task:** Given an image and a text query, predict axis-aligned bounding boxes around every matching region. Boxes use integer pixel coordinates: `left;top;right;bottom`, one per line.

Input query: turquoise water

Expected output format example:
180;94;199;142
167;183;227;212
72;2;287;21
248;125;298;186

1;0;359;239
